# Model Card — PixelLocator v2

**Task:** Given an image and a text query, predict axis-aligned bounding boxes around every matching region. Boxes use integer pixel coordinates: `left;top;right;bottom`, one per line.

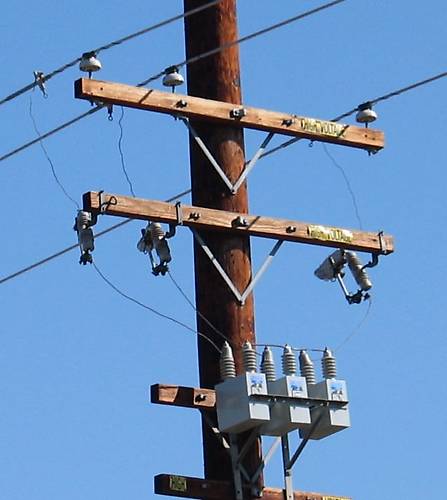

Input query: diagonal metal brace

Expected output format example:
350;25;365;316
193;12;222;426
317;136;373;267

191;229;283;305
181;118;275;194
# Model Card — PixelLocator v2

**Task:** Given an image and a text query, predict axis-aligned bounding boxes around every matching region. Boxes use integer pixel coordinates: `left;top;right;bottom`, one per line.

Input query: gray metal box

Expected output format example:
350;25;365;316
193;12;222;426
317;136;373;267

261;375;311;436
300;379;350;440
216;372;270;434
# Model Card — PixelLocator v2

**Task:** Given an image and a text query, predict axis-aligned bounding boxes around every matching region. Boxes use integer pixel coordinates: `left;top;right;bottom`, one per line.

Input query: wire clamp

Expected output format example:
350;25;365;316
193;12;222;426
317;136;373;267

33;71;47;98
175;201;183;225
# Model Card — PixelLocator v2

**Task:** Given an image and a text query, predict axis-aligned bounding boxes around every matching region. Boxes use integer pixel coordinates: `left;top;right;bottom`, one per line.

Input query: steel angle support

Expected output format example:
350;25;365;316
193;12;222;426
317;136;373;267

192;229;283;305
181;118;275;194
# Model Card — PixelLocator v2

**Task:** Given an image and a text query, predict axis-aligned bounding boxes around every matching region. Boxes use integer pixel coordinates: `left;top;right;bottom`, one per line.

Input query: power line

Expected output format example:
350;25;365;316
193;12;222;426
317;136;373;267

0;0;224;108
138;0;347;87
0;105;103;163
322;143;363;229
167;269;232;346
335;296;372;352
0;1;347;165
117;107;136;197
0;189;191;286
93;262;221;353
29;95;80;209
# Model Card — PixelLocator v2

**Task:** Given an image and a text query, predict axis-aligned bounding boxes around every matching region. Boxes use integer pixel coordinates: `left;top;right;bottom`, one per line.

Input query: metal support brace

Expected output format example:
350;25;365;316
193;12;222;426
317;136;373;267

281;435;294;500
181;118;275;194
232;132;275;194
250;437;281;487
192;229;284;305
229;434;244;500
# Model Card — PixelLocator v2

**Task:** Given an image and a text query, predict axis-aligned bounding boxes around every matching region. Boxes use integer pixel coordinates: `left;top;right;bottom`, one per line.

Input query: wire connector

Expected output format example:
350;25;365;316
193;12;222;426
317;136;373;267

33;71;47;98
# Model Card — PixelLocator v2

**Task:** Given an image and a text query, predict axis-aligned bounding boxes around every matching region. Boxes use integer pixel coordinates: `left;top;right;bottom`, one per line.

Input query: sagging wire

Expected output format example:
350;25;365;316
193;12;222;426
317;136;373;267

322;143;363;229
0;188;192;286
117;107;136;197
137;0;347;87
335;295;373;352
0;1;346;165
0;0;225;107
93;262;222;353
167;269;232;346
0;105;103;164
28;94;80;209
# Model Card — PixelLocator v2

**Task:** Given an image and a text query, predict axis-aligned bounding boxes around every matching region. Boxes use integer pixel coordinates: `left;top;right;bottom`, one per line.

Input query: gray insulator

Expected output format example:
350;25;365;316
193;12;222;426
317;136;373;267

282;345;297;375
220;341;236;380
322;348;337;379
299;350;316;385
242;341;257;373
261;346;276;382
346;251;372;291
76;210;91;230
314;249;346;281
150;222;165;241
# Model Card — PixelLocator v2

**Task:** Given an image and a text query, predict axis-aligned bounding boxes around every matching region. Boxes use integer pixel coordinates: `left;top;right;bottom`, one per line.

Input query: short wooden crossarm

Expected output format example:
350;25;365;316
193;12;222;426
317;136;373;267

154;474;352;500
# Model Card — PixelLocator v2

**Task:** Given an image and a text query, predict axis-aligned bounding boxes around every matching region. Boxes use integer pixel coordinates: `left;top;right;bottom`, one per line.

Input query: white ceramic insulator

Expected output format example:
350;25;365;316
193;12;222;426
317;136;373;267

322;348;337;379
220;341;236;380
299;350;316;385
261;346;276;382
242;341;257;373
282;345;297;375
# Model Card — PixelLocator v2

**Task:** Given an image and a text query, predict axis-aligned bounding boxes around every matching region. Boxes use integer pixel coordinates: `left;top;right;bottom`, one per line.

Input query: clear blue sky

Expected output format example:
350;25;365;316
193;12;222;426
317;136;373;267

1;2;445;499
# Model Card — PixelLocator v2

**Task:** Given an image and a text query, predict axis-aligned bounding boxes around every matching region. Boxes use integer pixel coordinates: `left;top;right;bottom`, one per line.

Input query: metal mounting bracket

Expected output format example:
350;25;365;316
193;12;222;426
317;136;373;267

191;229;283;305
181;118;275;194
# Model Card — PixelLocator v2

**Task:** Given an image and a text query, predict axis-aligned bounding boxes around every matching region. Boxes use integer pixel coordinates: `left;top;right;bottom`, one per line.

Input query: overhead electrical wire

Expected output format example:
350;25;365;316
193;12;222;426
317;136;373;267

28;95;80;209
0;0;347;164
138;0;348;87
117;107;136;197
322;143;363;229
167;269;232;346
2;7;447;287
0;189;191;286
93;262;222;353
0;0;225;108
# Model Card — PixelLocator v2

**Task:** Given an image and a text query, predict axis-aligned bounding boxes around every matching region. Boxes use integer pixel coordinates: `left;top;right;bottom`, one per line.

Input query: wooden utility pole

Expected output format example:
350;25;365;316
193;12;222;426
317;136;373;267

183;0;261;493
75;4;392;498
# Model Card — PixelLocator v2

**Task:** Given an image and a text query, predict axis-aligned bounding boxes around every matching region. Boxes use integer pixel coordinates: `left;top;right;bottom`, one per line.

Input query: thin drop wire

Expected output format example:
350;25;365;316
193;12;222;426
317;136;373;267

117;107;136;197
335;296;373;352
167;269;231;346
93;262;221;353
0;105;103;164
28;95;80;209
0;188;191;286
254;343;324;353
322;143;363;229
138;0;346;87
0;0;224;107
0;3;343;163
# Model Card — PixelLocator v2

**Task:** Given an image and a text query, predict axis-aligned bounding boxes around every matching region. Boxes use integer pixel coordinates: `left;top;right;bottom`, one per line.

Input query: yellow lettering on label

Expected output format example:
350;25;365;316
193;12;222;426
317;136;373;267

307;225;353;244
300;118;344;138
